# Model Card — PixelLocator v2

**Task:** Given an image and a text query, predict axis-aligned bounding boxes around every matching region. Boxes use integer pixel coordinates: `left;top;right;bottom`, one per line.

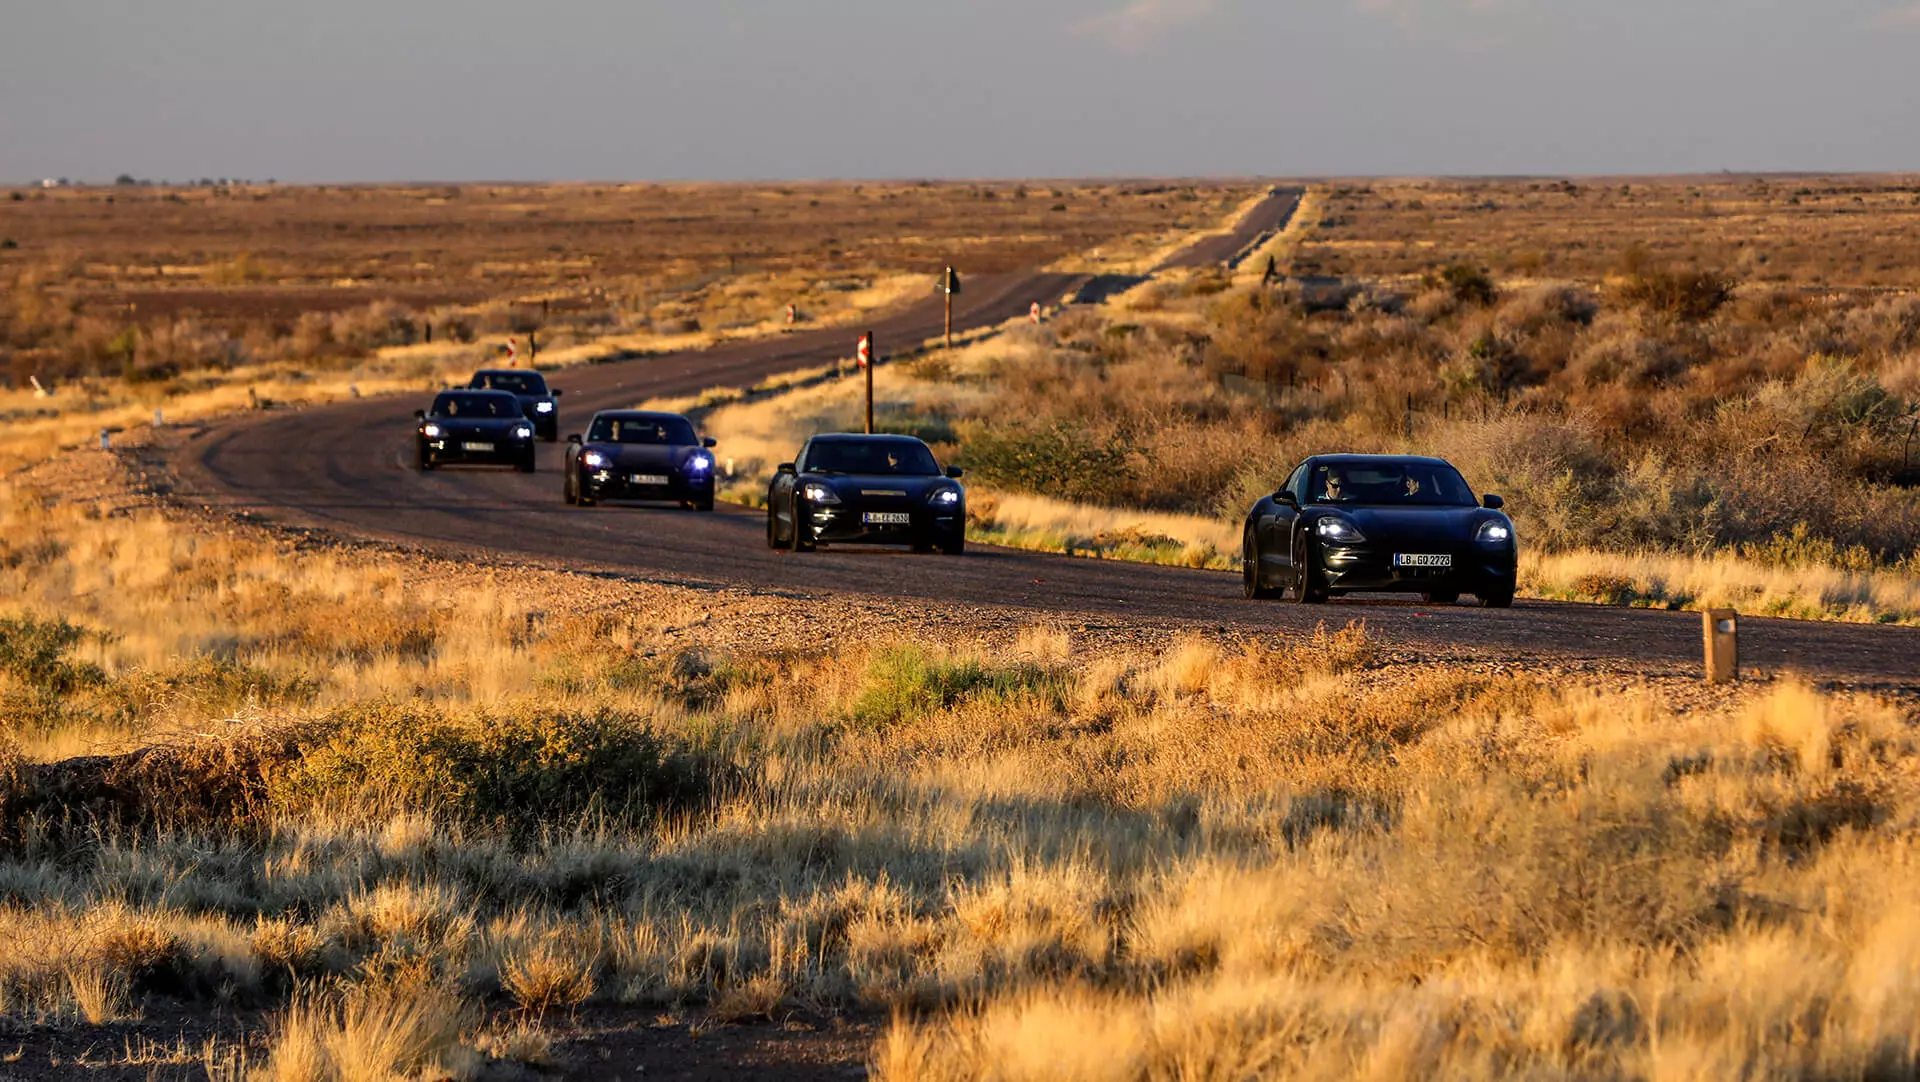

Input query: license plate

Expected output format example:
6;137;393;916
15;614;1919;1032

631;474;669;485
1395;553;1452;568
461;441;494;452
863;512;912;525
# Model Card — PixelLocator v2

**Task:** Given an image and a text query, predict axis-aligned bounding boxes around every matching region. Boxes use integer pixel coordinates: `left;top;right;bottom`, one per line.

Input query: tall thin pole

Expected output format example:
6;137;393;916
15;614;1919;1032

944;285;953;351
864;330;875;434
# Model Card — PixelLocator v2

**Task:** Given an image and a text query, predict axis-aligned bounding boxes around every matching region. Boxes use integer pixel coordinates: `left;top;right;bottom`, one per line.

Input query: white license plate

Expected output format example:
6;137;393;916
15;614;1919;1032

630;474;669;485
1395;553;1452;568
461;441;494;452
863;512;912;525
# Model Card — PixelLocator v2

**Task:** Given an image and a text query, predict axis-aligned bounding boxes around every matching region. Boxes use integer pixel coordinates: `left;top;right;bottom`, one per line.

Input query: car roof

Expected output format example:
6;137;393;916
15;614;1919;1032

809;433;929;444
1311;453;1456;468
472;368;544;379
590;410;691;423
438;388;518;398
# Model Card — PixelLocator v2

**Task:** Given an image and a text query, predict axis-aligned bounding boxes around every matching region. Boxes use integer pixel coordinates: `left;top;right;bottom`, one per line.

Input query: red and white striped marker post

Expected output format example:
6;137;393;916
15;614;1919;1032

858;332;875;434
1030;301;1042;324
787;304;797;326
504;337;519;367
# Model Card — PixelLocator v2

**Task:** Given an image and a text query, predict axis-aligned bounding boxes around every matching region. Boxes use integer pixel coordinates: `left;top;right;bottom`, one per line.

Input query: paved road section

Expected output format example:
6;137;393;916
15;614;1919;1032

1158;188;1303;270
175;193;1920;686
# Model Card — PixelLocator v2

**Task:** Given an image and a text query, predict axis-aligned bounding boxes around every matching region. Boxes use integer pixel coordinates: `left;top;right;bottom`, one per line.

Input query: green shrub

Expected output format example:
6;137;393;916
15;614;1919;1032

850;646;1068;728
1610;269;1735;320
0;613;106;695
960;422;1133;504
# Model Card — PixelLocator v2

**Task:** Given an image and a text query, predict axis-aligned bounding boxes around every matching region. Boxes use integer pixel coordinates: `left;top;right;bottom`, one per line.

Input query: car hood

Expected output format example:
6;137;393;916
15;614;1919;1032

588;444;702;471
1322;504;1498;542
803;473;956;503
427;416;525;435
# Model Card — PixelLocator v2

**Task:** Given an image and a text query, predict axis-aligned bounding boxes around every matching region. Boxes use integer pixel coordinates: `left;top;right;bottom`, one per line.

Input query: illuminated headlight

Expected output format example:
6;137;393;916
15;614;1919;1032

581;450;611;470
686;452;713;473
926;488;961;506
1477;521;1514;544
801;482;840;504
1315;517;1367;544
534;401;554;413
421;423;443;438
511;424;535;441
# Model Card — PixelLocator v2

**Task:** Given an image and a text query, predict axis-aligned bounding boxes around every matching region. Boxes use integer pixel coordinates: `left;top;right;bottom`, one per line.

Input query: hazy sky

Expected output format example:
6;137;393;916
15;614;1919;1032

4;0;1918;182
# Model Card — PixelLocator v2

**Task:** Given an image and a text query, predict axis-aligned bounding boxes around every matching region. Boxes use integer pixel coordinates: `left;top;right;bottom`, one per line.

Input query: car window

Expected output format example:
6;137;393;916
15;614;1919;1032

1284;464;1310;504
1310;461;1477;506
471;372;546;395
805;440;939;476
431;393;516;418
588;416;696;444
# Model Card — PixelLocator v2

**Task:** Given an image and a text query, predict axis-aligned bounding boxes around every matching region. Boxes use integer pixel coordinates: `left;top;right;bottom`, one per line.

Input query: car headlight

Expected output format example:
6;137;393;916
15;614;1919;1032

1315;516;1366;544
686;452;713;473
801;482;840;504
421;423;443;438
534;401;554;413
582;450;610;470
512;424;535;440
926;487;961;506
1477;520;1514;544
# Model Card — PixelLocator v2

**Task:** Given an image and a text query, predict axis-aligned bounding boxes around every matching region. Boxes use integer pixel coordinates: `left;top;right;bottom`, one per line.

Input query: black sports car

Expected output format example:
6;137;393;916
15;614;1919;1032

564;410;718;510
415;390;538;472
468;369;563;440
1242;454;1516;607
766;434;965;554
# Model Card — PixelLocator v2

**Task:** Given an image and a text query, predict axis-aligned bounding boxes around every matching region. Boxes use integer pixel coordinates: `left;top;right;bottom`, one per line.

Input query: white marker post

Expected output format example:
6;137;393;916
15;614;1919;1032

857;332;874;434
504;337;519;368
1030;301;1042;324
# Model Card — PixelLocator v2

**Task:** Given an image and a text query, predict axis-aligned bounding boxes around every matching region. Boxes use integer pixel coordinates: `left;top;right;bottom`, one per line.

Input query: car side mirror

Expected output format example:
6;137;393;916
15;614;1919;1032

1483;494;1504;510
703;437;717;448
413;409;426;420
1273;489;1298;506
552;389;564;397
777;462;796;474
567;433;582;444
946;465;964;479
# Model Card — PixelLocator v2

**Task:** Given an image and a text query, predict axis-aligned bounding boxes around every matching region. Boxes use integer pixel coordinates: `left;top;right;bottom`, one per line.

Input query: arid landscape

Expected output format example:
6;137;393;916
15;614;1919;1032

3;174;1919;1080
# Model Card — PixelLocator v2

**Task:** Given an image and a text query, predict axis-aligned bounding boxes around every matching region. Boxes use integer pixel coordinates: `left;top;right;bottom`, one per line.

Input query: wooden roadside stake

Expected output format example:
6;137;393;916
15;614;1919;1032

1704;609;1738;683
858;331;874;434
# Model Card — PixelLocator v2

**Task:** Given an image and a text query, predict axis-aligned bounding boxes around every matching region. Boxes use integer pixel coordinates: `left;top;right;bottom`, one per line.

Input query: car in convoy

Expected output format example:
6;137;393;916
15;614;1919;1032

766;434;965;554
415;390;538;472
467;369;563;440
1241;454;1515;607
564;410;718;510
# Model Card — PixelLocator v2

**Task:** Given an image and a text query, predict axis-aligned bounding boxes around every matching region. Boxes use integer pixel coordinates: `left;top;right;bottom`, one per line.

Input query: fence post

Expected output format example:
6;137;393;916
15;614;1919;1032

1703;609;1738;683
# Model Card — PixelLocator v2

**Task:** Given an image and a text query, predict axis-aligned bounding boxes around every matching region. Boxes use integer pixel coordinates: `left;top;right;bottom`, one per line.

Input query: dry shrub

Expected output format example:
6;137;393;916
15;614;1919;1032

500;936;598;1014
260;987;477;1082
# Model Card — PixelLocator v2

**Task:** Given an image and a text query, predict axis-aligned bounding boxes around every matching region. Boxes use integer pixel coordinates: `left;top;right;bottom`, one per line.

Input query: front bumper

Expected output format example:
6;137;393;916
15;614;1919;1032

422;438;532;464
805;506;963;546
1320;544;1516;592
582;469;713;502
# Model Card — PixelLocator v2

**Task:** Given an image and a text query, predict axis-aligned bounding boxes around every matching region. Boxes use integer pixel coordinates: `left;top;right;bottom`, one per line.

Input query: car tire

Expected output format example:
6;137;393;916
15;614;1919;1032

767;506;789;550
1478;580;1516;609
418;448;436;472
939;532;965;556
792;498;815;552
1422;590;1460;605
1293;541;1329;604
564;470;577;505
1243;531;1279;600
517;452;536;473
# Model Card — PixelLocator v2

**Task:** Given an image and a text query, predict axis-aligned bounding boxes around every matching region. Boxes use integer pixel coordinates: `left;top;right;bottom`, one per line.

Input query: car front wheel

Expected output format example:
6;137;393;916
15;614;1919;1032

792;498;816;552
1293;541;1329;604
1478;578;1516;609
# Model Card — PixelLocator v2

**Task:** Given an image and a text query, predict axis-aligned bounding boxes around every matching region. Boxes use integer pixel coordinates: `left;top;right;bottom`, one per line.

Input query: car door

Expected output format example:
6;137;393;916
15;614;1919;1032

1262;461;1309;569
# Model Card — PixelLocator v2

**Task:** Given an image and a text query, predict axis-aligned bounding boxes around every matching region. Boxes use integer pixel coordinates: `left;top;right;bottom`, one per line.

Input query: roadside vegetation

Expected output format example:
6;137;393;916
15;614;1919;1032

2;479;1917;1077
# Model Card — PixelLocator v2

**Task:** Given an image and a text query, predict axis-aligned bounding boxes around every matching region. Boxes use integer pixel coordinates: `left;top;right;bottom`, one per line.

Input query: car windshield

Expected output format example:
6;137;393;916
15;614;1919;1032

471;372;546;395
431;393;517;418
1310;461;1477;507
806;439;940;476
589;416;697;445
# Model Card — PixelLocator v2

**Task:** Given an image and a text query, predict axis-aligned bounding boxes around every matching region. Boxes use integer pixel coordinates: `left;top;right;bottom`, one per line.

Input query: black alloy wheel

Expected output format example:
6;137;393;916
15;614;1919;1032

1243;530;1279;600
1293;540;1329;604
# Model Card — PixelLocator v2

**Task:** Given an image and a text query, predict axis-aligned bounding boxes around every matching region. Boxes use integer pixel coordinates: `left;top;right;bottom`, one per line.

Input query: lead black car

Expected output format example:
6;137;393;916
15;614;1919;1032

565;410;718;510
415;390;537;472
766;434;965;554
468;369;563;441
1242;454;1516;607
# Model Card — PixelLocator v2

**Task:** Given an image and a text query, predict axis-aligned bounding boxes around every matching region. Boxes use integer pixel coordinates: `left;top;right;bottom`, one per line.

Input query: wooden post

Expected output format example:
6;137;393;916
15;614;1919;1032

944;284;953;351
1703;609;1738;683
529;331;537;363
864;331;875;434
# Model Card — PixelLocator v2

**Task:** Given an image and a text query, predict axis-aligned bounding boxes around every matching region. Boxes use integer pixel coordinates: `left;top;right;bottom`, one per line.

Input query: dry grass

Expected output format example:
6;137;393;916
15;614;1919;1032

1;485;1918;1075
